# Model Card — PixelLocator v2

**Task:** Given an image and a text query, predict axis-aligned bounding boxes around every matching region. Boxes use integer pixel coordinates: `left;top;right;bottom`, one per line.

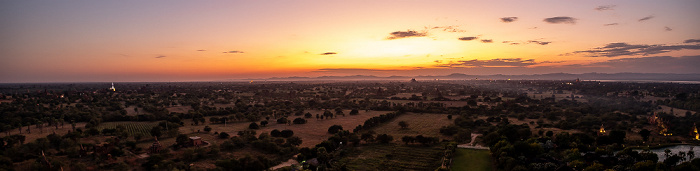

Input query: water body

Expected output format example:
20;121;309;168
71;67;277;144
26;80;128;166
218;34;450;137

633;145;700;162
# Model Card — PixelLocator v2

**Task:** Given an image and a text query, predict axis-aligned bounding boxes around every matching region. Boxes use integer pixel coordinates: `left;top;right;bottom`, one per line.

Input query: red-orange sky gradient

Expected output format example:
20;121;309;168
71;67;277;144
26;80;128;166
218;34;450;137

1;1;699;82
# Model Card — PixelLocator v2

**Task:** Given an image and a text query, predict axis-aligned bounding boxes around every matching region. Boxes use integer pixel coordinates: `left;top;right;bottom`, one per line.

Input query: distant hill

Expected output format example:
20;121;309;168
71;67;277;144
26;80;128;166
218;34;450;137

253;73;700;82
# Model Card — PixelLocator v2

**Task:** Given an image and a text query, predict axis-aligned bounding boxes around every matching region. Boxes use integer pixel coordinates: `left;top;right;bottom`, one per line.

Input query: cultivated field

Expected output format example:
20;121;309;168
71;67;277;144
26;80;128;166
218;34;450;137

451;148;492;171
97;121;159;137
341;144;443;170
370;113;455;142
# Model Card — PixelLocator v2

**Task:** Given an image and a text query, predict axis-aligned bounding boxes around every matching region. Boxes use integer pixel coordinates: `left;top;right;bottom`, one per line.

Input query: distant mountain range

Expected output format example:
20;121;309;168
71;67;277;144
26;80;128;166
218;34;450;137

252;73;700;82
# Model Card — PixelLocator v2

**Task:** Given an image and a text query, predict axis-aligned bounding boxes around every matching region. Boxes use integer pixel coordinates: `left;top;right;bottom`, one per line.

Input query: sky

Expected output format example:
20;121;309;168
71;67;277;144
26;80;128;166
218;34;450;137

1;0;699;82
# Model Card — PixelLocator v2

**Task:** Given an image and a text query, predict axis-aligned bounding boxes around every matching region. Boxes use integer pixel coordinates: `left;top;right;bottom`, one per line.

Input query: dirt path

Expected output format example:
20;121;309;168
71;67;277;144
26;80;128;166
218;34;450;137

269;157;299;170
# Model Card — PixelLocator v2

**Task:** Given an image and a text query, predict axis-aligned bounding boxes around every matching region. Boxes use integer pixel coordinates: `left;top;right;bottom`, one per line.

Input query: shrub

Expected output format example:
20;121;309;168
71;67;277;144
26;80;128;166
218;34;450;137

271;129;281;137
276;117;288;124
376;134;393;143
280;129;294;138
293;118;307;124
218;132;230;139
249;122;260;129
328;125;343;134
349;109;359;115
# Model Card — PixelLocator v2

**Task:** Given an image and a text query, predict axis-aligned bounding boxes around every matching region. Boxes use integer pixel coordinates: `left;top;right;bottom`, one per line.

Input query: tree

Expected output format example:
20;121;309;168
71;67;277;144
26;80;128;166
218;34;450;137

398;121;409;129
176;134;190;147
402;136;414;145
328;125;343;134
204;125;212;132
361;132;375;143
376;134;393;143
286;136;302;146
454;130;472;144
639;129;651;142
249;122;260;129
260;120;268;127
305;113;313;118
350;109;359;115
447;115;453;120
276;118;288;124
150;126;163;138
293;118;307;124
218;132;231;139
280;130;294;138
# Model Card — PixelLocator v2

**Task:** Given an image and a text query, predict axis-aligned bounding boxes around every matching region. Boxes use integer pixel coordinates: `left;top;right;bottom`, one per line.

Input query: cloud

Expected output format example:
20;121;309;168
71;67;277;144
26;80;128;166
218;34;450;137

458;37;478;41
500;17;518;23
595;5;616;11
572;41;700;57
586;56;700;73
638;16;654;22
430;26;465;33
320;52;337;55
543;16;577;24
604;23;619;26
196;49;206;51
386;30;427;40
155;55;166;58
437;58;537;68
529;40;551;45
313;68;403;73
684;39;700;43
434;60;442;63
223;51;244;53
481;39;493;43
665;26;672;31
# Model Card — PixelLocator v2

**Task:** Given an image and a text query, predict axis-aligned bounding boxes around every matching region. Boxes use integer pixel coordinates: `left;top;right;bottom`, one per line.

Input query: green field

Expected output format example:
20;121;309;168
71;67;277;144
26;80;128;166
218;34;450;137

97;121;158;137
451;148;493;171
342;144;443;171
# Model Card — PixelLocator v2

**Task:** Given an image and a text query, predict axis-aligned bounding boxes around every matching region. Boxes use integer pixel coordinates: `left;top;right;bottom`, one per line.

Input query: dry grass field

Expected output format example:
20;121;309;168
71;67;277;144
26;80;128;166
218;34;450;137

2;122;87;143
370;113;455;142
177;110;390;148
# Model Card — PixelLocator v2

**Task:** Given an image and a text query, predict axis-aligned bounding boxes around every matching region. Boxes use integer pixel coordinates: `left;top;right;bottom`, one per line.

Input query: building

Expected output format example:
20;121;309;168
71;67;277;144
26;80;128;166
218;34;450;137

190;136;204;147
148;137;163;154
109;82;116;91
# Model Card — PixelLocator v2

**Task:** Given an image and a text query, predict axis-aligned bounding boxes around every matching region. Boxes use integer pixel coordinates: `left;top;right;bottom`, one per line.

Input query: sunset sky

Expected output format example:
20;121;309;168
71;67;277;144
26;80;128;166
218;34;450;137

1;0;699;82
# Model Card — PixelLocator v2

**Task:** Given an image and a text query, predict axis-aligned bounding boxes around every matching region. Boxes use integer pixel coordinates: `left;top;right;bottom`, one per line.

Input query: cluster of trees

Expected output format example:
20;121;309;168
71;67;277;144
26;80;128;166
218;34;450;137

353;111;405;133
401;135;439;146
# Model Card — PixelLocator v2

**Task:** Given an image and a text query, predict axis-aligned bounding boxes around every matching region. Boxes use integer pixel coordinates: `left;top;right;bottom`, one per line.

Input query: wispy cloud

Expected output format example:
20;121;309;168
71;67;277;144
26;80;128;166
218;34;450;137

638;16;654;22
430;26;465;33
196;49;206;51
386;30;427;40
572;41;700;57
684;39;700;43
481;39;493;43
543;16;577;24
664;26;672;31
604;23;619;26
458;37;478;41
595;5;616;11
320;52;337;55
223;50;244;53
436;58;537;68
155;55;166;58
500;17;518;23
529;40;551;45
